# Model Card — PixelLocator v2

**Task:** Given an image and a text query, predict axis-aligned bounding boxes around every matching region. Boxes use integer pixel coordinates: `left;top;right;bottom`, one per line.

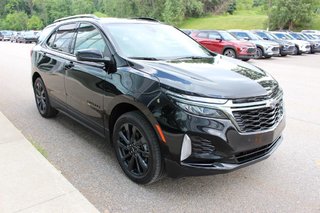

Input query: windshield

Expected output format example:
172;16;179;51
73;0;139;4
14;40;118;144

290;33;303;40
246;32;262;40
274;33;293;40
267;33;279;40
104;23;211;59
219;31;237;41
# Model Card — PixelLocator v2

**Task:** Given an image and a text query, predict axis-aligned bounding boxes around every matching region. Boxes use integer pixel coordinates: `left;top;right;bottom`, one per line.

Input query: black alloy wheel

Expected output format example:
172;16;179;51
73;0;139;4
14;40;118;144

113;111;163;184
33;77;58;118
223;49;236;58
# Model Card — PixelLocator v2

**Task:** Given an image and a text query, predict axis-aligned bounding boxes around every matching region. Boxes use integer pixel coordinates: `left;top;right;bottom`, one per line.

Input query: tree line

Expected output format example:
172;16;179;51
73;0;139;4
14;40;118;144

0;0;228;30
0;0;319;31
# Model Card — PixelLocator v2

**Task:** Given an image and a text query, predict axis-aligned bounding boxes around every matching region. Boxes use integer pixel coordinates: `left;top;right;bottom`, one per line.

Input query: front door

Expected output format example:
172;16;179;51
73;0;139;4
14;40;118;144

65;23;110;136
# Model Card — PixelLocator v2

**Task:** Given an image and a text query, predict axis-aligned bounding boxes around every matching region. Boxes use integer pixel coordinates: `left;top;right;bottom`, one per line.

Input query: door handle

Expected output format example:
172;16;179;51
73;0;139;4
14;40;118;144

64;62;74;69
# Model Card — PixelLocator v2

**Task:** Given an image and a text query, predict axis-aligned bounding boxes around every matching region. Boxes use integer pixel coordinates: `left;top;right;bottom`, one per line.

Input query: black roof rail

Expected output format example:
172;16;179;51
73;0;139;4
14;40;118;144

54;14;98;23
132;17;160;22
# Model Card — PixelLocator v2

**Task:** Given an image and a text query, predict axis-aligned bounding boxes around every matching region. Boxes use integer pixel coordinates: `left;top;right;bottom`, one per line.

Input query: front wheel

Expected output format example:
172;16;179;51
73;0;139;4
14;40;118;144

223;49;236;58
33;77;58;118
255;47;263;59
293;46;300;55
113;111;163;184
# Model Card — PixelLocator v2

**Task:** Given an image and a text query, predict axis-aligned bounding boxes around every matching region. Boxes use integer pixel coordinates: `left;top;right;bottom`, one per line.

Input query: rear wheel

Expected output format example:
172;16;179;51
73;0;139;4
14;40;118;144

223;49;236;58
33;77;58;118
113;111;163;184
242;59;250;62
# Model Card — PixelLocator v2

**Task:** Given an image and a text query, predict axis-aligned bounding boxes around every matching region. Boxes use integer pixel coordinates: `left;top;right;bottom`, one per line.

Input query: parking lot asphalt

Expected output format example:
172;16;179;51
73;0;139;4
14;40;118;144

0;42;319;213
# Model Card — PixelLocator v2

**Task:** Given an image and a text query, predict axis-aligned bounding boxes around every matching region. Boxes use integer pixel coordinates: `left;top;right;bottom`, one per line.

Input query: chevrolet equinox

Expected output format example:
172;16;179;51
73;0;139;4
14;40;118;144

31;15;285;184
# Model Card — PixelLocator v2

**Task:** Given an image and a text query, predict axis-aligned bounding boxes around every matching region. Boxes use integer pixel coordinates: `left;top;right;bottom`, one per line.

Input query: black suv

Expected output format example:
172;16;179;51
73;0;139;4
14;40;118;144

32;15;285;184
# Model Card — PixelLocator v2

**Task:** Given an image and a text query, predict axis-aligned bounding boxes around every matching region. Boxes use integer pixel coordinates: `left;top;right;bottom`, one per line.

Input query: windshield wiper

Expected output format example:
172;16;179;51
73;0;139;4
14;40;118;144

128;57;160;61
173;56;214;60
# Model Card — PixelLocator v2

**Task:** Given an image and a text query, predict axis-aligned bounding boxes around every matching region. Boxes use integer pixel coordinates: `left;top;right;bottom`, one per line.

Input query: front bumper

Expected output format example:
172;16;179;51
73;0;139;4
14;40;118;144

265;47;280;56
280;46;295;55
166;136;283;178
300;45;311;53
153;93;286;178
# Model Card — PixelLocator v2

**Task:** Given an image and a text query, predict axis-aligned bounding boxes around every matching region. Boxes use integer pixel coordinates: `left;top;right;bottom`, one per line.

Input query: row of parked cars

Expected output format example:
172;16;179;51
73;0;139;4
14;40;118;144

182;29;320;61
0;30;40;43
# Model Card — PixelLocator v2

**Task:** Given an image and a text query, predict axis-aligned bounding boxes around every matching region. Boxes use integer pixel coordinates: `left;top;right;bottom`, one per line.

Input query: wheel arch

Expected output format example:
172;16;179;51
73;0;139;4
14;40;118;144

32;72;41;84
106;96;164;145
222;46;237;55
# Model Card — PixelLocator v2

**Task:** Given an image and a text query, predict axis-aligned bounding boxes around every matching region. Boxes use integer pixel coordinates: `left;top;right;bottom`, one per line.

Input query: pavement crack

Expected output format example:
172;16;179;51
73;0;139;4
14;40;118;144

13;190;77;213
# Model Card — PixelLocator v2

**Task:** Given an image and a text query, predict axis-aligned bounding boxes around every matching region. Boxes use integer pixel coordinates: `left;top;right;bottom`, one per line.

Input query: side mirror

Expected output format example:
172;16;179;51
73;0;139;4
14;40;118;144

215;37;223;42
76;49;110;63
263;37;269;40
76;49;117;73
243;37;250;41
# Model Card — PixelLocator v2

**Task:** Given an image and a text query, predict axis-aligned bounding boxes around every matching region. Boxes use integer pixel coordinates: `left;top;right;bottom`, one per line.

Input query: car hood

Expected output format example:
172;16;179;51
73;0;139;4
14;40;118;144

287;39;310;45
250;40;279;47
129;55;278;99
232;40;256;47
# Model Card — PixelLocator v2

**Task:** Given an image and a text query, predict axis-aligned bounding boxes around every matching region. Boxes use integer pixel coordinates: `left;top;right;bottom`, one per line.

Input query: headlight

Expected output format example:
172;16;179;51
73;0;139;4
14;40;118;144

175;102;227;118
166;91;228;119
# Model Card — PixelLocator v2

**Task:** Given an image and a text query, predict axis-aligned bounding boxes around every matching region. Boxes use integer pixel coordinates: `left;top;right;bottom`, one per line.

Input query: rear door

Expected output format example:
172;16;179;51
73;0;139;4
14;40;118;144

193;31;220;53
37;23;77;106
65;22;110;136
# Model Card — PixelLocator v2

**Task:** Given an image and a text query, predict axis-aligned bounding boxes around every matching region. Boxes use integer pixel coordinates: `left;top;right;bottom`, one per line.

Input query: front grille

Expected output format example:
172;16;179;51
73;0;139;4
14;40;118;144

233;99;284;133
247;47;256;53
232;87;282;104
235;137;280;163
306;45;311;49
272;47;279;52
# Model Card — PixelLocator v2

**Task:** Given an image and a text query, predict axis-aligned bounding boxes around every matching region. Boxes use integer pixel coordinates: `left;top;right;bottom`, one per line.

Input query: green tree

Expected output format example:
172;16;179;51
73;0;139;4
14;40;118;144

267;0;316;30
4;11;28;30
162;0;185;25
27;15;43;29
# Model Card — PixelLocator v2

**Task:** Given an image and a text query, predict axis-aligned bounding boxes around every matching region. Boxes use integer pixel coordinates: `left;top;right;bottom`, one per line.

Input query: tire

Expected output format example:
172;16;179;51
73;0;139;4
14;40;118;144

113;111;163;184
33;77;59;118
293;46;300;55
223;49;236;58
242;59;250;62
280;53;287;57
255;47;263;59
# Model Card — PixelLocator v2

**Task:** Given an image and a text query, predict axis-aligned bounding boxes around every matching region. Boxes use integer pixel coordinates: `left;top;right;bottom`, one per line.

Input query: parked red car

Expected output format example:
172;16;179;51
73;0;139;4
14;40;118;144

190;30;257;61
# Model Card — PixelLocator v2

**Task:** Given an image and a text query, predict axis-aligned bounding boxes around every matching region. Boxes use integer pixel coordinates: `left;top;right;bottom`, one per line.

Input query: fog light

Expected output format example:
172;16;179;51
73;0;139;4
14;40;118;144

181;134;192;161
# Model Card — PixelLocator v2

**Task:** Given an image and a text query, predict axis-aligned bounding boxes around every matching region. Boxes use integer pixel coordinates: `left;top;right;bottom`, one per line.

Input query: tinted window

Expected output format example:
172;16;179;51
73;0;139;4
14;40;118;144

104;23;211;59
197;32;208;38
208;32;221;40
47;32;56;47
74;23;108;55
51;23;77;53
256;32;267;39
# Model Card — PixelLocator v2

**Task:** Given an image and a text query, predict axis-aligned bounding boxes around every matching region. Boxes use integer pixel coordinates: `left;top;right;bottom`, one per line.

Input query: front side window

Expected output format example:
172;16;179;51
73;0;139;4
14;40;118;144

208;32;221;40
51;23;77;53
74;23;108;55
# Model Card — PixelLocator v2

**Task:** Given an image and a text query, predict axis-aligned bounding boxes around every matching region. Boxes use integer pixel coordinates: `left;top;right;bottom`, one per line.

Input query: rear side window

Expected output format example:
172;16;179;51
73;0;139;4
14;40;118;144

38;25;55;43
50;23;77;53
74;23;108;55
196;32;208;38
